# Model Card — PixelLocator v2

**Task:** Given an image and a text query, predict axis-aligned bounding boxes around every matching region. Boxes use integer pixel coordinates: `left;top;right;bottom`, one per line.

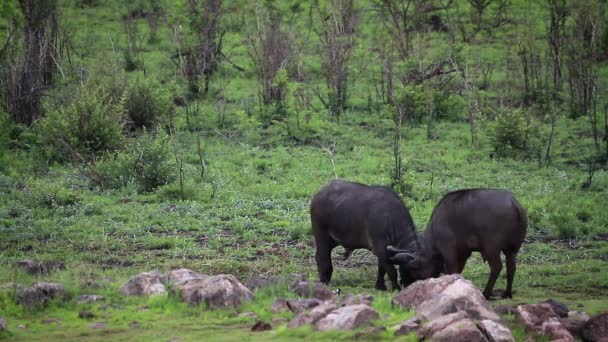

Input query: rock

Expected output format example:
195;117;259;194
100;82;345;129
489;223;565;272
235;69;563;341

165;268;206;285
15;260;65;275
0;317;7;331
287;303;337;328
290;281;334;300
516;303;574;341
129;321;140;328
41;318;61;325
542;317;574;342
515;303;559;330
581;313;608;342
477;319;515;342
88;322;107;329
17;324;26;329
560;310;590;336
246;276;282;291
173;274;252;309
353;326;386;339
79;310;95;319
418;311;469;338
494;305;517;316
315;304;379;331
119;272;166;296
392;274;499;322
238;312;257;319
431;318;488;342
341;294;374;306
251;320;272;332
543;299;569;318
76;294;105;304
394;316;422;336
270;298;290;313
286;298;323;313
16;282;66;309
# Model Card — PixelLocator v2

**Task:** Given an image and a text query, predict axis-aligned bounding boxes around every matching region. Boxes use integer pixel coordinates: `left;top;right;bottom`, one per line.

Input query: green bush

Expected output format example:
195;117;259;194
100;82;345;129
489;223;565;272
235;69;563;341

35;87;125;162
124;77;174;129
90;129;176;192
487;107;527;158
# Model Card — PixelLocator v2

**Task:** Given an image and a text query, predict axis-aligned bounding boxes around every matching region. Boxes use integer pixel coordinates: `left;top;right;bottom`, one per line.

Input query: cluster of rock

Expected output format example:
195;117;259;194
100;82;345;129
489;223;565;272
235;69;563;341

391;274;514;341
3;261;608;340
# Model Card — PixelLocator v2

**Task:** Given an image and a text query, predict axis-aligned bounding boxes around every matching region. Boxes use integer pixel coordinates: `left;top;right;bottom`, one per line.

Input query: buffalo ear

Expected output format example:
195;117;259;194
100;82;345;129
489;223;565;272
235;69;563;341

389;252;417;264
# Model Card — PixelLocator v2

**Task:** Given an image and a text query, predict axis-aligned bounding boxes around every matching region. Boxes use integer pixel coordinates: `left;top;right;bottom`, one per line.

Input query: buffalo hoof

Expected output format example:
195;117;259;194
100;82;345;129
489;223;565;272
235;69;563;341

375;283;387;291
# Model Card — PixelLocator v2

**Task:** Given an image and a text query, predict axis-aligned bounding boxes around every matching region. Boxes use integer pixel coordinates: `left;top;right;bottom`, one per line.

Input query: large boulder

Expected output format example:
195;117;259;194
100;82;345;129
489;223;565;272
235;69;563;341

286;298;324;313
16;282;66;309
165;268;206;285
119;272;166;296
581;313;608;342
287;303;337;328
417;311;489;342
392;274;499;321
560;310;591;337
290;281;334;301
315;304;379;331
172;274;252;309
515;303;574;341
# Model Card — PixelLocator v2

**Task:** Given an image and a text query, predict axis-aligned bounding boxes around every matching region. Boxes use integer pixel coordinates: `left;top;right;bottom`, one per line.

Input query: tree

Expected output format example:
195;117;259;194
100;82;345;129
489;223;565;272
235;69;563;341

314;0;357;121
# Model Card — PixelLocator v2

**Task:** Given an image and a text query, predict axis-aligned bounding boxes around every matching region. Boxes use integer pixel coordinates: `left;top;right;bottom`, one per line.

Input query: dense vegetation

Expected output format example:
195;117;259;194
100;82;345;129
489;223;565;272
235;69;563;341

1;0;607;340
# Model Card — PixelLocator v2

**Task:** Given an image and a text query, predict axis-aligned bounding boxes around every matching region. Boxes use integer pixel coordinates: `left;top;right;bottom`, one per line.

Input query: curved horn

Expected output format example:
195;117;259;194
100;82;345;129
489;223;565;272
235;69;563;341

386;245;414;255
389;252;417;264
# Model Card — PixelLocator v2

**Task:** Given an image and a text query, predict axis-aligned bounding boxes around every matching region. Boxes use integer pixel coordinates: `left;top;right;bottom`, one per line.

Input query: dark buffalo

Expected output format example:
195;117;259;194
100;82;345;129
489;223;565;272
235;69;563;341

388;188;527;299
310;180;419;290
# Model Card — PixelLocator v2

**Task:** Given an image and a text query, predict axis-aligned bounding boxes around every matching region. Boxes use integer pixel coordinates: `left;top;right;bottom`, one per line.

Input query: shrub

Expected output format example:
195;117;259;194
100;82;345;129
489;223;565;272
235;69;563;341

487;107;527;158
35;87;125;162
89;129;176;192
124;76;174;129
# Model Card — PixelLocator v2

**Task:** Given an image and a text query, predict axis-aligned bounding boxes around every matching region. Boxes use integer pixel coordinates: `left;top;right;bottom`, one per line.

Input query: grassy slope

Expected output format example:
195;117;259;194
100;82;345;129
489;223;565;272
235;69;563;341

1;0;608;340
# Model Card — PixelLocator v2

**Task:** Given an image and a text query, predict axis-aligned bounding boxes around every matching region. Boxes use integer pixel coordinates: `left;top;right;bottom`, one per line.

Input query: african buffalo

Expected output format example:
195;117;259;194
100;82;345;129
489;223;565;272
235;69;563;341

310;180;419;290
388;188;527;299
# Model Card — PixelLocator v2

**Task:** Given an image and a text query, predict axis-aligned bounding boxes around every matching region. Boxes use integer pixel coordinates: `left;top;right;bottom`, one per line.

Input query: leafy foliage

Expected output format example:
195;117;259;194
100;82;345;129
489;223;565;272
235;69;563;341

124;76;174;129
35;87;125;162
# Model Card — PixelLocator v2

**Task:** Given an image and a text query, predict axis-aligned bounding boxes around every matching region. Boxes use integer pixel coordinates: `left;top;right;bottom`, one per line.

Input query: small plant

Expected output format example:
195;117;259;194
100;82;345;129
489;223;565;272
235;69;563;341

35;86;125;162
487;107;527;158
124;76;174;130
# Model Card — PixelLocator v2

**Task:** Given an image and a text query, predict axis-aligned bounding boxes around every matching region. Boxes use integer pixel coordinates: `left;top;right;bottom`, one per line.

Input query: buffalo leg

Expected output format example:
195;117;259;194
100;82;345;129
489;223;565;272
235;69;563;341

375;262;387;291
482;252;503;299
314;228;337;284
503;251;517;299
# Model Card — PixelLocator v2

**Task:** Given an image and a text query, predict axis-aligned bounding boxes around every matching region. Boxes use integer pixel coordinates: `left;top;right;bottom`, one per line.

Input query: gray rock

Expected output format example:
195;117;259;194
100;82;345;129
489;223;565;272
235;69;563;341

287;303;337;328
16;282;66;309
431;317;488;342
119;272;166;296
315;304;379;331
515;303;574;341
541;317;574;342
392;274;499;321
560;310;590;337
286;298;323;313
0;317;7;331
477;319;515;342
88;322;107;329
251;320;272;332
270;298;290;313
78;310;95;319
246;276;282;291
290;281;334;300
165;268;206;285
418;311;469;338
341;294;374;306
173;274;252;309
76;294;105;304
394;316;422;336
14;260;65;275
543;299;569;318
581;313;608;342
